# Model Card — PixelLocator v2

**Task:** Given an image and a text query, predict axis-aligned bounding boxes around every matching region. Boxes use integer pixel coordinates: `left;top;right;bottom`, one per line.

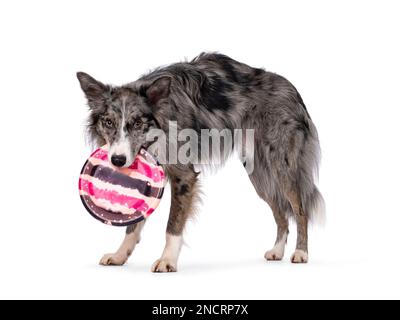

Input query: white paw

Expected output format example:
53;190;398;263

291;250;308;263
264;248;284;261
151;258;177;273
99;253;128;266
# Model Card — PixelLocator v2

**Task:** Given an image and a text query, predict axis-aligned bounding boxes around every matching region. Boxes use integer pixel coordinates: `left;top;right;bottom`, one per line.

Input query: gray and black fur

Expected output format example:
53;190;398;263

77;52;324;268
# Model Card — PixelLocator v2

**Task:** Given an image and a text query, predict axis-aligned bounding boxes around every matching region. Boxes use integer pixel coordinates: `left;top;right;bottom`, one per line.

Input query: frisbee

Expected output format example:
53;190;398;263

78;146;165;226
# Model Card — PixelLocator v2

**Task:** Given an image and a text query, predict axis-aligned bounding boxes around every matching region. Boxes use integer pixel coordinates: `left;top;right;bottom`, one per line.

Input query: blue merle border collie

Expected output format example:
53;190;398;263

77;52;324;272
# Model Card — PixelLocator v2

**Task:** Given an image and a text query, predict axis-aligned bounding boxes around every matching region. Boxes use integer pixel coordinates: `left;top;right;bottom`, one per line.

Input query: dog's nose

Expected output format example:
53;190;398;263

111;154;127;167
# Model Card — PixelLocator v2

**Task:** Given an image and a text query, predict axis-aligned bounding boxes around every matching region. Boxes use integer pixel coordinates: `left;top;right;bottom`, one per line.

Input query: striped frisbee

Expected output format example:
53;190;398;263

79;146;166;226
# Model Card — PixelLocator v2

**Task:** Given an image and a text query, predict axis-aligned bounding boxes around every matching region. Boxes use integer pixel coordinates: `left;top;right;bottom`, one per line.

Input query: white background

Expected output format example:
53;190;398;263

0;0;399;299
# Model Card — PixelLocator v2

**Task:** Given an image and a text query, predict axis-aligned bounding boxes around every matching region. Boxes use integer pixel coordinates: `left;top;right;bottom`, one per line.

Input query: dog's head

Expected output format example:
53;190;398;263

77;72;170;167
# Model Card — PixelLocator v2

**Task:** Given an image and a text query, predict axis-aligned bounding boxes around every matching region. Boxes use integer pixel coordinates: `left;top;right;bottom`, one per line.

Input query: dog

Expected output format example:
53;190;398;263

77;53;324;272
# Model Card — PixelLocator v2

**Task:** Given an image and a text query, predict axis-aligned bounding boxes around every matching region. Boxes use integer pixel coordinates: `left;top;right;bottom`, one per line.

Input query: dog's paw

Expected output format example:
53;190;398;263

99;253;128;266
264;248;284;261
151;259;177;273
291;250;308;263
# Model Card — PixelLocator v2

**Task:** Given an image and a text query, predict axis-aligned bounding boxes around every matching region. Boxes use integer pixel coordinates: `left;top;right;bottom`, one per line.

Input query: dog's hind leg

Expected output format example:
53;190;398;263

263;200;289;261
284;189;308;263
99;220;145;266
151;165;199;273
247;168;289;261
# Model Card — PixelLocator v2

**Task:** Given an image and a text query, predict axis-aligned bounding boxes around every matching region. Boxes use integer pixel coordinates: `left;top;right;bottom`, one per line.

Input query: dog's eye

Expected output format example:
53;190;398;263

104;119;114;129
133;119;143;129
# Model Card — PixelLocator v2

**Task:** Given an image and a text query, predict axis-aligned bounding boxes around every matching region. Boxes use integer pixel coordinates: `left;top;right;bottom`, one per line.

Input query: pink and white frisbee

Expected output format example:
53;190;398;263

79;146;166;226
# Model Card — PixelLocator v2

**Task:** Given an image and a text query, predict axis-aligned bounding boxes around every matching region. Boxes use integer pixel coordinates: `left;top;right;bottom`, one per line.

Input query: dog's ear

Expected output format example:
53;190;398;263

76;72;108;102
142;77;171;106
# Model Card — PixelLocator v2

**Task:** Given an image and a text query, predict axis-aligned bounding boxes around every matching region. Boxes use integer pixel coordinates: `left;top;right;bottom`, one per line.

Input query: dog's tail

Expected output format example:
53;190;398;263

299;116;325;226
304;185;326;226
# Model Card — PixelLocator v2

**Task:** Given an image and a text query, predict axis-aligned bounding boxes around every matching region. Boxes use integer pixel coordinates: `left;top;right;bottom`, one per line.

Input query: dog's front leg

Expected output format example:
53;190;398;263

99;220;145;266
151;166;199;272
